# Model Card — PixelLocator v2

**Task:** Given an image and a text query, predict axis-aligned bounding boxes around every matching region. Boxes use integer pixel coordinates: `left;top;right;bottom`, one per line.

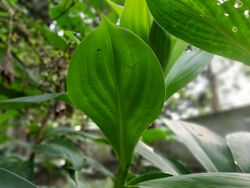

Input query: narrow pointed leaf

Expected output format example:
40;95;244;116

147;0;250;65
34;140;84;170
67;19;165;166
163;119;235;172
165;51;213;100
138;173;250;188
226;132;250;173
120;0;152;41
0;93;69;110
149;21;171;69
107;0;123;16
0;168;37;188
135;141;179;176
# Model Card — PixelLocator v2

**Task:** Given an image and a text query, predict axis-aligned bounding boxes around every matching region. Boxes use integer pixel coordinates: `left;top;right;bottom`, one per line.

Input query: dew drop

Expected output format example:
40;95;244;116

244;10;249;18
234;0;243;8
224;13;229;16
232;26;238;32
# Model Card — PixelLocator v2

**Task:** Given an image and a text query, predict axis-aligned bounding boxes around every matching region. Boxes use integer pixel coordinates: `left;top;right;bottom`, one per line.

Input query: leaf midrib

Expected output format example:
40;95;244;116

106;24;126;165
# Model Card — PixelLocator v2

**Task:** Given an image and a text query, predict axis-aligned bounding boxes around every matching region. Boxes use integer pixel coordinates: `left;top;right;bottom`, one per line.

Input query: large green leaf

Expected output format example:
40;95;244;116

135;141;179;176
67;19;165;167
165;50;213;100
120;0;152;41
163;119;235;172
146;0;250;65
138;173;250;188
34;140;84;170
226;132;250;173
0;168;37;188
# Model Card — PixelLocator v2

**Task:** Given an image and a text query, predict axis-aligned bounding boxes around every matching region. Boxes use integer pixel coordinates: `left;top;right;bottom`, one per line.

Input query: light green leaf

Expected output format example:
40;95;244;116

142;128;172;144
0;168;37;188
146;0;250;65
226;132;250;173
120;0;152;41
0;93;69;110
107;0;123;16
135;141;179;176
34;140;84;170
67;19;165;167
165;51;213;100
163;119;235;172
164;37;187;76
138;173;250;188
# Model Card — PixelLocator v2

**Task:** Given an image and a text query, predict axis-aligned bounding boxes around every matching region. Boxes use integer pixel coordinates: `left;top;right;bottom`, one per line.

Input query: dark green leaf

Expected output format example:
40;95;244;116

146;0;250;65
0;93;69;110
163;119;235;172
0;168;37;188
67;19;165;167
34;140;84;170
226;132;250;173
138;173;250;188
0;157;33;181
38;25;67;51
149;21;171;69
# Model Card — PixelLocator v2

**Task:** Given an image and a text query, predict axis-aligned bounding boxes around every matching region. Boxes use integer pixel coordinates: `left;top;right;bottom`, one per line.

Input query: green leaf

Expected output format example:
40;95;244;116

67;19;165;167
226;132;250;173
142;128;172;144
0;157;33;181
107;0;123;16
34;140;84;170
146;0;250;65
127;171;170;186
0;93;69;110
138;173;250;188
164;37;187;76
0;168;37;188
163;119;235;172
38;25;67;51
135;141;179;176
120;0;152;41
165;50;213;100
149;21;171;69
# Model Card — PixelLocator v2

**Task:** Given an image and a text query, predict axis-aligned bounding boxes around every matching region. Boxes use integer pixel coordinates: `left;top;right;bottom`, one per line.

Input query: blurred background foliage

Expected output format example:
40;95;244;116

0;0;250;187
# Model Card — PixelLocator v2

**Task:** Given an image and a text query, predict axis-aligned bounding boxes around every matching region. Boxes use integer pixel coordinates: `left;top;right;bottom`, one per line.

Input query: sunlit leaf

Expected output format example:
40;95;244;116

146;0;250;65
120;0;152;41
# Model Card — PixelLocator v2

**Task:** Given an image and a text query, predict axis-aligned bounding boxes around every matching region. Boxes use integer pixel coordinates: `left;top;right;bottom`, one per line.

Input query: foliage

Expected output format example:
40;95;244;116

0;0;250;187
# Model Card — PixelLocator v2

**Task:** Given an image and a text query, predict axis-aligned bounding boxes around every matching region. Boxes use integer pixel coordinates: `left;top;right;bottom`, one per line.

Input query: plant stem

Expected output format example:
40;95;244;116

114;165;128;188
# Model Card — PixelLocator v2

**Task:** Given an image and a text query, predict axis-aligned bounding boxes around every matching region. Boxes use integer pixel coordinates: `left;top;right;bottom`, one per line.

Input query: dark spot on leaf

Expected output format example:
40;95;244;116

97;49;101;52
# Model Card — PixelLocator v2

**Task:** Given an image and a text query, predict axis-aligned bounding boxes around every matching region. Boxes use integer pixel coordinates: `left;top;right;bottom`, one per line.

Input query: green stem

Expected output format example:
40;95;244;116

114;165;128;188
